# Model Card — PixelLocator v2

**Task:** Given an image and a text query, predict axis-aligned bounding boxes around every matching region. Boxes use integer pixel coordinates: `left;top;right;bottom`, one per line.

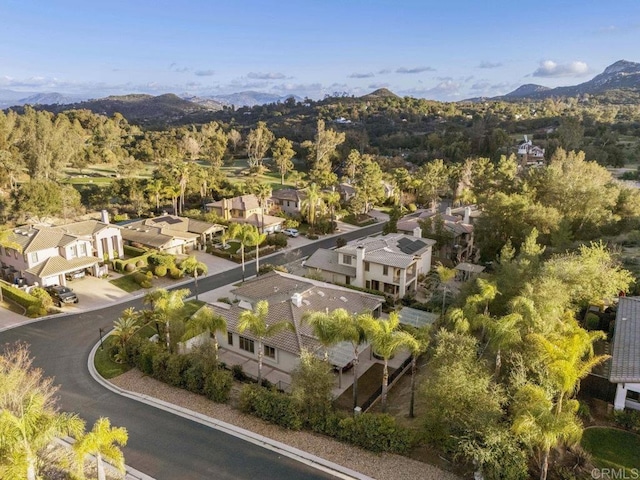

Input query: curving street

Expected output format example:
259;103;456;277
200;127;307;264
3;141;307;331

0;223;384;479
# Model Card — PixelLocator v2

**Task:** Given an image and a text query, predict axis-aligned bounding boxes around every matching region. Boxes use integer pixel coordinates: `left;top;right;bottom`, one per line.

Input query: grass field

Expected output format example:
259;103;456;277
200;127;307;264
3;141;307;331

581;427;640;471
93;335;131;379
109;274;144;293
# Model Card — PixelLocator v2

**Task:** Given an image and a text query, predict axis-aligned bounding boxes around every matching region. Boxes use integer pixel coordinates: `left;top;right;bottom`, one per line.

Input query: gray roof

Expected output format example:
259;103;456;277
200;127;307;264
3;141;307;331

610;296;640;383
206;194;261;211
305;249;357;277
271;189;306;202
337;233;435;267
398;307;439;329
53;220;111;237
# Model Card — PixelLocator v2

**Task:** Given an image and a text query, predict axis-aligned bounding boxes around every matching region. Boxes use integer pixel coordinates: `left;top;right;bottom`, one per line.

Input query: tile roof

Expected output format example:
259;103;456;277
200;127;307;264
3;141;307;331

210;272;383;362
52;220;110;237
271;189;306;202
610;296;640;383
26;255;99;278
305;249;357;277
337;233;435;267
119;225;174;248
207;194;261;211
234;213;284;228
8;227;66;253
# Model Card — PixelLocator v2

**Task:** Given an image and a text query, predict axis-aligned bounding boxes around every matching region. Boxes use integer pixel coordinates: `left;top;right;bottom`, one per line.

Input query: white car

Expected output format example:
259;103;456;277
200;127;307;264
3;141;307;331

283;228;299;237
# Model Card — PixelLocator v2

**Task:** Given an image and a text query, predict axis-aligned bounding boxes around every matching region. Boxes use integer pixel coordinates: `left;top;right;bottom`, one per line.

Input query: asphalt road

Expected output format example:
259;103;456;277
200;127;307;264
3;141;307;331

0;222;384;480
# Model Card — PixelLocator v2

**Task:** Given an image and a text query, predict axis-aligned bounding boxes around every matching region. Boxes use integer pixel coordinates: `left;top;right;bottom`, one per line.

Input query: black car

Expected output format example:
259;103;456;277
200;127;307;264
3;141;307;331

45;285;79;307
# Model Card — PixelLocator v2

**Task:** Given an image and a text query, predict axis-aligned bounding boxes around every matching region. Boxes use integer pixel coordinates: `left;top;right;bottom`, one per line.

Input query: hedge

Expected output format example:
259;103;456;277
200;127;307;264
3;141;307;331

124;245;147;257
113;253;151;273
1;282;41;310
239;384;302;430
337;413;414;454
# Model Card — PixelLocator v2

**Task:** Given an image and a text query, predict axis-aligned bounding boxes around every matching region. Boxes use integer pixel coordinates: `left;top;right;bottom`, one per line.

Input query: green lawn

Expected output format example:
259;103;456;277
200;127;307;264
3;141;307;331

109;274;143;293
93;336;131;379
581;427;640;471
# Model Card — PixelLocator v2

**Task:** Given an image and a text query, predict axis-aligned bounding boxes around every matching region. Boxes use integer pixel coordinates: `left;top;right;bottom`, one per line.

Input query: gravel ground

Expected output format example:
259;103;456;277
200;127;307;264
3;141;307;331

110;369;461;480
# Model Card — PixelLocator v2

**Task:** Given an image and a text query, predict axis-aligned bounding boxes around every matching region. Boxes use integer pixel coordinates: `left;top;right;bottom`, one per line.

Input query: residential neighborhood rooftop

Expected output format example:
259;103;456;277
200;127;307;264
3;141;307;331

610;296;640;383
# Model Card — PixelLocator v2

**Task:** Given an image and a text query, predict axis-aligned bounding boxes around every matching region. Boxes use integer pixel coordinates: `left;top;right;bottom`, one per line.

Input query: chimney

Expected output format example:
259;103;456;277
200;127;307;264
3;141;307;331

291;292;303;308
355;245;365;288
463;207;471;225
413;226;422;238
100;210;109;224
445;207;452;216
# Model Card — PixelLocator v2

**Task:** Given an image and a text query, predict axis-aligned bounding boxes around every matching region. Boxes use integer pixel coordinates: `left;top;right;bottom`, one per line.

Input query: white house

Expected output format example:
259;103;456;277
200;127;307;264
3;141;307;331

305;233;435;299
1;219;122;287
610;296;640;411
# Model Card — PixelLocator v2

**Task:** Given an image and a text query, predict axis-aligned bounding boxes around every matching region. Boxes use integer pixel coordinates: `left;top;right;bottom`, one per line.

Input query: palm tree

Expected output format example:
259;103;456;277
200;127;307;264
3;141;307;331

435;263;456;318
237;300;294;386
182;305;227;362
143;288;191;352
173;162;192;214
406;325;430;418
145;179;164;212
530;322;609;415
254;183;272;233
301;183;323;228
364;313;419;413
180;255;208;301
302;310;343;361
512;383;582;480
228;223;256;281
163;184;181;215
485;312;522;378
73;417;128;480
323;189;341;232
111;313;140;362
247;229;267;274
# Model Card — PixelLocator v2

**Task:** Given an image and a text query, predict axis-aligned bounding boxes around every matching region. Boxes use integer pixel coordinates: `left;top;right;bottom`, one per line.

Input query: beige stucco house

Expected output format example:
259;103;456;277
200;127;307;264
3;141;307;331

205;194;284;233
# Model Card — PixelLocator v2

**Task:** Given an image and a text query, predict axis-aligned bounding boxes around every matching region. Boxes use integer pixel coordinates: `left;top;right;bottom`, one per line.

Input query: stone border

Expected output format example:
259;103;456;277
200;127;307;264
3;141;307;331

88;336;372;480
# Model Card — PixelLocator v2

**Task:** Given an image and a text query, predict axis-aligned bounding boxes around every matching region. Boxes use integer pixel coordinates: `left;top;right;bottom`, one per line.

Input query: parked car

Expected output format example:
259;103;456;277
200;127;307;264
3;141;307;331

283;228;299;237
65;269;86;280
45;285;79;307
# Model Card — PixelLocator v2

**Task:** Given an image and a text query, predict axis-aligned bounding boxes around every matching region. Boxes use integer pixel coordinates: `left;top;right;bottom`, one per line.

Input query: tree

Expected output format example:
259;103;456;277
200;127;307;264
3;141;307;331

143;288;191;352
163;184;181;215
511;383;582;480
246;121;274;170
145;179;164;212
228;223;257;281
364;313;418;413
227;128;242;154
111;309;141;361
182;305;227;362
416;159;450;211
302;310;343;361
0;344;85;480
406;325;430;418
180;255;208;301
253;183;272;233
237;300;294;386
272;137;295;185
73;417;128;480
301;183;323;227
291;349;334;426
352;155;385;214
200;121;227;168
246;228;267;274
435;263;456;317
304;119;344;188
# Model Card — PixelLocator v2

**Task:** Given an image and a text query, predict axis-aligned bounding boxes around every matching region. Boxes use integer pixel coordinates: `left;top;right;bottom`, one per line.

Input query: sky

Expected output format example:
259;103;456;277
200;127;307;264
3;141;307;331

1;0;639;101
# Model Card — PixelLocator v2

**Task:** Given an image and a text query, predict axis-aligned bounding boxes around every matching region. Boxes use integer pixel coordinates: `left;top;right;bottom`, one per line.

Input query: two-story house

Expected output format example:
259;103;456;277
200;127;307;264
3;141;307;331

205;194;284;233
305;233;435;299
1;219;122;287
270;189;307;216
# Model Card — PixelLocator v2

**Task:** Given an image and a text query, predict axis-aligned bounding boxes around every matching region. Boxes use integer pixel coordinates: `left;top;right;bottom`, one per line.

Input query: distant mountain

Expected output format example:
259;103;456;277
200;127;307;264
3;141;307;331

0;89;87;108
360;88;399;100
181;95;225;110
208;91;301;107
500;60;640;100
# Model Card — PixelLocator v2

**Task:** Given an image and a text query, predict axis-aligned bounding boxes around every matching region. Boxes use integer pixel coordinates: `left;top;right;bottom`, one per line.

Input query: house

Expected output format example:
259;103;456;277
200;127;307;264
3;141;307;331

208;271;384;386
397;205;478;263
0;218;122;287
270;189;306;216
119;215;224;254
610;296;640;411
517;137;545;168
337;183;356;203
205;194;285;233
304;232;435;299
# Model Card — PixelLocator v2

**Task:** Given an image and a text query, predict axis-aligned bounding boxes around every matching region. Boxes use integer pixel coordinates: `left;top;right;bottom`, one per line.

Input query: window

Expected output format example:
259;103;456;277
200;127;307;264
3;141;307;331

79;243;87;256
239;336;255;353
343;254;352;265
227;332;233;346
30;252;38;263
364;261;370;272
264;345;276;360
383;265;389;276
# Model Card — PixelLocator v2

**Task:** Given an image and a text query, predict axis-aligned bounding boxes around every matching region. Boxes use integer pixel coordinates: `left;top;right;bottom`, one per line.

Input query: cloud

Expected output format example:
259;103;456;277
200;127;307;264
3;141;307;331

247;72;286;80
368;82;390;90
377;69;391;74
468;80;514;97
532;60;590;77
169;63;189;73
348;72;375;79
194;70;216;77
478;61;503;69
396;66;435;74
401;80;461;99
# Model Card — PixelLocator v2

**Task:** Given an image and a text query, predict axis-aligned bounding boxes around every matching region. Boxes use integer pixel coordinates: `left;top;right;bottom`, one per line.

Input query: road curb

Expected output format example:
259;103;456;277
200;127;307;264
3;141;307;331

88;338;373;480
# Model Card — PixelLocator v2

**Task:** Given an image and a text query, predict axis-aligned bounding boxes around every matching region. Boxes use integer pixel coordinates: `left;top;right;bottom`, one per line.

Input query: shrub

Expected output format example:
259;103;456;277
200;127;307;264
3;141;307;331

203;368;234;403
613;409;640;433
1;282;41;310
335;237;347;248
133;272;148;284
307;234;319;240
154;265;168;277
407;203;417;212
29;287;54;310
136;259;146;268
168;267;183;279
232;364;247;381
151;351;172;383
124;263;135;273
184;361;207;394
137;341;159;374
239;384;302;430
217;297;232;305
148;253;176;268
585;312;600;331
337;413;414;454
26;305;48;318
266;233;288;248
165;354;192;388
124;245;147;257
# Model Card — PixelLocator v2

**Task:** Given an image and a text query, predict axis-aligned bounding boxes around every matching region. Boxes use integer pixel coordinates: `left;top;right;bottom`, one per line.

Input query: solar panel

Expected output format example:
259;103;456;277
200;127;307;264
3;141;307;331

398;307;438;328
